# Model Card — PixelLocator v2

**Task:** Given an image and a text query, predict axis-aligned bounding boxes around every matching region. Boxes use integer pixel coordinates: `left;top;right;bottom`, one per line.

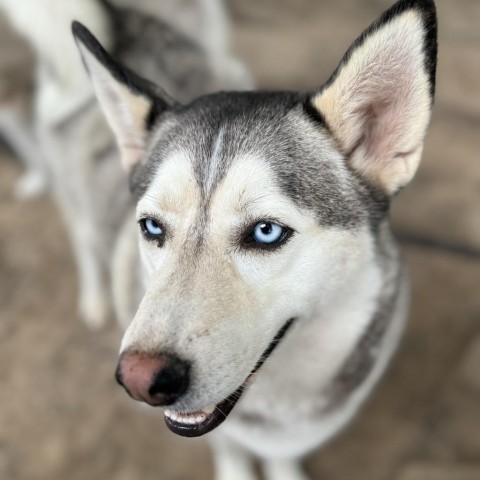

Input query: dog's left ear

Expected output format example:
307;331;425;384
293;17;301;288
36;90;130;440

310;0;437;195
72;21;177;173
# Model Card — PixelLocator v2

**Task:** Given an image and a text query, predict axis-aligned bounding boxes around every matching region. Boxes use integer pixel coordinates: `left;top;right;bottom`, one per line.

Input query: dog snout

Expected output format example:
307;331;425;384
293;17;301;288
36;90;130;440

115;351;190;406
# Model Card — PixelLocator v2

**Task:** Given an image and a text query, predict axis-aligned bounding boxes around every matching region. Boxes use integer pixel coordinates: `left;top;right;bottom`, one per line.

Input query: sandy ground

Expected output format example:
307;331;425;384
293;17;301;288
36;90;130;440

0;1;479;479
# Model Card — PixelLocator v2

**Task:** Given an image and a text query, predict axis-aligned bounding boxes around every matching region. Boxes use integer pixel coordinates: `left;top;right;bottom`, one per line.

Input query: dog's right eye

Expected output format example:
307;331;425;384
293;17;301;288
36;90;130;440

139;218;165;245
241;220;293;251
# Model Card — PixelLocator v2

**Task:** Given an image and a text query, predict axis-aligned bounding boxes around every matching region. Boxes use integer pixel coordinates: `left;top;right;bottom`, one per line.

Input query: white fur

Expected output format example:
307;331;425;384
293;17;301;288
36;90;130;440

111;145;407;479
0;98;47;198
0;0;111;125
205;126;226;193
0;0;114;327
74;2;435;479
123;151;387;444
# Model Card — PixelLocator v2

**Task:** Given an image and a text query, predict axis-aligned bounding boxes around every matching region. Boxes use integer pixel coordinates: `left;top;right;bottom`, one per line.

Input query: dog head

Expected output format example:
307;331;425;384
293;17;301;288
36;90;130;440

73;0;437;437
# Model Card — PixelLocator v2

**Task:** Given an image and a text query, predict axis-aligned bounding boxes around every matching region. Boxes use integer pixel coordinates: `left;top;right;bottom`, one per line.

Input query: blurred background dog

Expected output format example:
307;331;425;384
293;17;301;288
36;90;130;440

0;1;479;480
0;0;253;329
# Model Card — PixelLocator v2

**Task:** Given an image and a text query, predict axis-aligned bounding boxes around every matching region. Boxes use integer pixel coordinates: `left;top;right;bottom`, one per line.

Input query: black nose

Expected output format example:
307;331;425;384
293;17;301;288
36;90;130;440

116;351;190;406
149;355;190;404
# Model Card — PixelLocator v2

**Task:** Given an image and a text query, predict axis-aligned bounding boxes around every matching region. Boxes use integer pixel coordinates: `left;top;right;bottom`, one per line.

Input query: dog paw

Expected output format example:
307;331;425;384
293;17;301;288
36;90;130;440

79;291;110;330
14;170;48;200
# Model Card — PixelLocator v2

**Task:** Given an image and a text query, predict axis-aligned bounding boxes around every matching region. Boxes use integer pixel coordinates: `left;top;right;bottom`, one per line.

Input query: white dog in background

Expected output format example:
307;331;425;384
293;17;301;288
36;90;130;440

0;0;253;328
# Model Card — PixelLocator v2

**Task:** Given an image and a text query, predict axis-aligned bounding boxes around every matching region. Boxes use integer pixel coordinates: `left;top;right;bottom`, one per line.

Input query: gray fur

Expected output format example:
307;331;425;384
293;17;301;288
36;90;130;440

325;222;405;410
110;6;250;104
133;92;387;233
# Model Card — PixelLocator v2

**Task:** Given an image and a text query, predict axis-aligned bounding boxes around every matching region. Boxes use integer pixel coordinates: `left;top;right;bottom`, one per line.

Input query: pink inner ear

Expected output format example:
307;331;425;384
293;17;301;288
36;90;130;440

356;75;418;165
335;31;431;192
312;7;435;193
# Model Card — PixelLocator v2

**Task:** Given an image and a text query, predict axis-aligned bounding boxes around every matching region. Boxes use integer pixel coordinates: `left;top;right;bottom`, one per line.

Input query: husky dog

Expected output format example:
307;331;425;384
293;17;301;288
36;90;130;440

0;0;252;328
73;0;437;478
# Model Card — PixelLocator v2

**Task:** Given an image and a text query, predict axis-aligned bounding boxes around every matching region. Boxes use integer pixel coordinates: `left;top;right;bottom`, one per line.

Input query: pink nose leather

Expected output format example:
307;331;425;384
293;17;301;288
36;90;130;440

115;352;190;406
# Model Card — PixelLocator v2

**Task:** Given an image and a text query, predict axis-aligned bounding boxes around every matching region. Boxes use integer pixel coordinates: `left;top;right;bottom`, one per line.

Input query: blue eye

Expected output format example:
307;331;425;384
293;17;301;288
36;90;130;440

140;217;164;242
247;221;292;249
252;222;284;244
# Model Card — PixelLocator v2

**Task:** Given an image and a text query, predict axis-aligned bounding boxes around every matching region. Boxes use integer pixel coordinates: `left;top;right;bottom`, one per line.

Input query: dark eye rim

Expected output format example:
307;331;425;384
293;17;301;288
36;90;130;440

138;217;166;246
240;220;294;251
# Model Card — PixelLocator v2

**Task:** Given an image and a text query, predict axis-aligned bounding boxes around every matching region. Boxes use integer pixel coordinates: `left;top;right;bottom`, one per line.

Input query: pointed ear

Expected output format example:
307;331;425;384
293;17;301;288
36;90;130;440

72;21;177;173
310;0;437;195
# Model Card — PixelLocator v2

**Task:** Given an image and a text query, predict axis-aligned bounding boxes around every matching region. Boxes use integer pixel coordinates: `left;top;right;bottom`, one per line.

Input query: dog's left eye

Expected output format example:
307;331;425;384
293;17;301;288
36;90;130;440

252;222;284;243
139;217;165;244
244;221;292;249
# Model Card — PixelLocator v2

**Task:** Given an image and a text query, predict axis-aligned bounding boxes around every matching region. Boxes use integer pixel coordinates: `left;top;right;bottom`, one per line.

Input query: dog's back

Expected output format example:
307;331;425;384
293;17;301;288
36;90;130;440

106;2;252;103
112;0;231;57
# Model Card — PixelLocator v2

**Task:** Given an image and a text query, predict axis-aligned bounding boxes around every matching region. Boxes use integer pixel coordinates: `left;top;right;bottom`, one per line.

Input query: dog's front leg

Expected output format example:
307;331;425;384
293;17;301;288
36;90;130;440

67;215;110;329
0;100;48;199
262;458;310;480
209;434;258;480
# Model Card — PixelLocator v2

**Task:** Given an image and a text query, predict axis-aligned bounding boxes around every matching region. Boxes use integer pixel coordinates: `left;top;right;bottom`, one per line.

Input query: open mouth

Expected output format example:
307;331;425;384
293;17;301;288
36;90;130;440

163;318;295;437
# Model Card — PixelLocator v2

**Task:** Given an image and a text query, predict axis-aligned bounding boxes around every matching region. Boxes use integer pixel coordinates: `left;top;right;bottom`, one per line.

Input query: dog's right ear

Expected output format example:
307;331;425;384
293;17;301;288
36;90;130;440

308;0;437;195
72;21;177;173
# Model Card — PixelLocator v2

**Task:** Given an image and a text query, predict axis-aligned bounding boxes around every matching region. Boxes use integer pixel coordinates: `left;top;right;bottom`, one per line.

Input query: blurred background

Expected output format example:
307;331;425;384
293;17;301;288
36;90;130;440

0;0;479;479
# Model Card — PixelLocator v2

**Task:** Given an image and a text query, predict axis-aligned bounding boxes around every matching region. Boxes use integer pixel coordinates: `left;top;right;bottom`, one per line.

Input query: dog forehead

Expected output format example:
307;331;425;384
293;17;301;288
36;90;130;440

137;144;283;224
133;92;299;204
135;91;372;228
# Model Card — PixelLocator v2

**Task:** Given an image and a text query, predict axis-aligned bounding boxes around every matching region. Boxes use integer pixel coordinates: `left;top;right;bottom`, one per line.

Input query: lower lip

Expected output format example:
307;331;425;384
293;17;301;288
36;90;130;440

163;318;295;437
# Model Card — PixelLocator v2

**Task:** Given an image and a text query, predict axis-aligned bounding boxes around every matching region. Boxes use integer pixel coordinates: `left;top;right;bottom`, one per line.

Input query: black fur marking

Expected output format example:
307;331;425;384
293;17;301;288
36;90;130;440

302;97;329;129
145;101;164;131
318;0;437;100
254;319;295;371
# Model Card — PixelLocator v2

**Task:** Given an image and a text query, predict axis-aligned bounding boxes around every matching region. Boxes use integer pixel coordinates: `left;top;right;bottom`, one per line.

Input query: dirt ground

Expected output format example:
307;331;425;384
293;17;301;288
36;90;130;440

1;1;479;479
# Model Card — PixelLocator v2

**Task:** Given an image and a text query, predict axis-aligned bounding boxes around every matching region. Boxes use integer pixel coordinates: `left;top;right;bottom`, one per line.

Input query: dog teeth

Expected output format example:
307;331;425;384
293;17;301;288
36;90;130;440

165;410;178;421
165;408;210;425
